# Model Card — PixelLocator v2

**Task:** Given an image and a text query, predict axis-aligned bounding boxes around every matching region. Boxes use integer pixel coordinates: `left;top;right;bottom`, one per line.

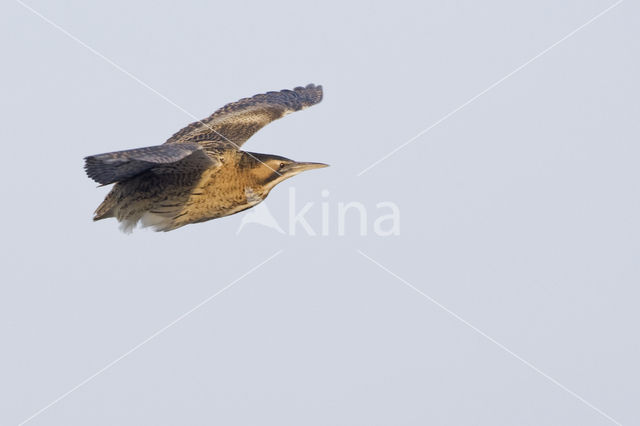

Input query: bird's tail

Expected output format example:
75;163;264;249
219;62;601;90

93;189;117;221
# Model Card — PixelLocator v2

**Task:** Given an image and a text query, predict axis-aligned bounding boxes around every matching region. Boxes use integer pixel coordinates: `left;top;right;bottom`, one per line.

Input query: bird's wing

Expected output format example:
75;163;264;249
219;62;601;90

84;143;216;185
164;84;323;147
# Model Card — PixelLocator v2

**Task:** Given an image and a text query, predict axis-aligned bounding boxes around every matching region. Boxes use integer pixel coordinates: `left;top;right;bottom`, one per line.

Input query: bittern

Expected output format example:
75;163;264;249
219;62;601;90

84;84;327;232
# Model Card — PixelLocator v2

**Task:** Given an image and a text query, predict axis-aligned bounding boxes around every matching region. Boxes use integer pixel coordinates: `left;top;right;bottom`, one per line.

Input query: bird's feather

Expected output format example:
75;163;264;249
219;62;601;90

164;84;323;147
84;143;214;185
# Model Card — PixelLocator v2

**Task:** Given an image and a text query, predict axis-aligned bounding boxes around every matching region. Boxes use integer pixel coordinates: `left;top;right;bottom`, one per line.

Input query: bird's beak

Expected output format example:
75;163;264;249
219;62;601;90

283;162;329;175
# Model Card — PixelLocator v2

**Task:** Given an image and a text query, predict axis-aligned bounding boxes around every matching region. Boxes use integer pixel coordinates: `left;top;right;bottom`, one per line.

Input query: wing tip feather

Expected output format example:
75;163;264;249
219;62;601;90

293;83;323;108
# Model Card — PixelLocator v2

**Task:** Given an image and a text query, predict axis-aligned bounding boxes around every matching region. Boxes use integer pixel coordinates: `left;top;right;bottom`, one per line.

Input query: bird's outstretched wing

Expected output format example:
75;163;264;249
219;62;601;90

164;84;323;147
84;143;215;185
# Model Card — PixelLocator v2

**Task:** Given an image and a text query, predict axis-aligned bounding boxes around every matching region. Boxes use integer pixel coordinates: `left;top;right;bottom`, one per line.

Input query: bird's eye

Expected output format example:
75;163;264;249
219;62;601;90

279;162;285;169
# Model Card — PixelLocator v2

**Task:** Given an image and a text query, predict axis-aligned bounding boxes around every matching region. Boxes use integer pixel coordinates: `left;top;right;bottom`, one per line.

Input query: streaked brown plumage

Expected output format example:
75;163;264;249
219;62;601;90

84;84;327;232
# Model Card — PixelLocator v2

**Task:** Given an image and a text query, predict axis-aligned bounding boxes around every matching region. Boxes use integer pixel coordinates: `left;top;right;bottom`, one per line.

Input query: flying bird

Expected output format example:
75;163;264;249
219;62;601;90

84;84;327;232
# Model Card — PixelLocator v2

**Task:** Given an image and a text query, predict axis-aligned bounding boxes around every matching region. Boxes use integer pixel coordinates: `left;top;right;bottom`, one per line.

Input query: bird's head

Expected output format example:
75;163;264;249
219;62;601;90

245;152;328;193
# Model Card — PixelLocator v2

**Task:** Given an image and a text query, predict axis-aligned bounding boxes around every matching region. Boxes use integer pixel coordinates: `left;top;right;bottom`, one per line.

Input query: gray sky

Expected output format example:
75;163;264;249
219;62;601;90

1;0;638;425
